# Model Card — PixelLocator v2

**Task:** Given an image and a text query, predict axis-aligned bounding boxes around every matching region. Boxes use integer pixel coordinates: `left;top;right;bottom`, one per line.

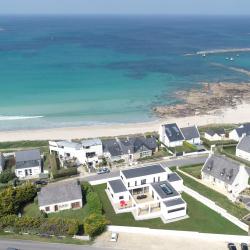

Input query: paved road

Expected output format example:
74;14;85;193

83;154;208;182
0;239;114;250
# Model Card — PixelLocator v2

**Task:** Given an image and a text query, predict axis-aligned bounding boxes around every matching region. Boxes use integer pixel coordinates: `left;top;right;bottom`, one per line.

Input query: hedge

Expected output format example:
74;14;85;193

0;169;16;184
0;215;79;236
52;167;78;179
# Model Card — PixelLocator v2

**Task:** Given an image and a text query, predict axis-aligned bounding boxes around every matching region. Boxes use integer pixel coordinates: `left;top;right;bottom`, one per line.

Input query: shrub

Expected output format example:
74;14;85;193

0;169;16;184
84;214;109;237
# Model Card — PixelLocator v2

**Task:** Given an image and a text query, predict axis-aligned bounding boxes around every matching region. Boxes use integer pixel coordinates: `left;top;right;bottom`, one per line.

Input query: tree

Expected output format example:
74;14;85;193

86;192;102;214
0;169;16;184
84;214;109;237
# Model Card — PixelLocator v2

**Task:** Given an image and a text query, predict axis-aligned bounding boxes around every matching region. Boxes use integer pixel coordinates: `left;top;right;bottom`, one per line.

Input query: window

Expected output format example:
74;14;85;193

111;193;114;197
121;176;123;180
71;202;80;209
135;181;137;186
128;182;130;187
158;176;160;182
45;206;50;212
119;196;124;200
29;169;32;175
153;177;155;183
141;179;146;185
168;207;185;213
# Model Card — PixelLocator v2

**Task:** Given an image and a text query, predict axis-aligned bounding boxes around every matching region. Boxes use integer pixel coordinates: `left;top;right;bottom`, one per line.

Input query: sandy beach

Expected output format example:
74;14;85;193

0;102;250;142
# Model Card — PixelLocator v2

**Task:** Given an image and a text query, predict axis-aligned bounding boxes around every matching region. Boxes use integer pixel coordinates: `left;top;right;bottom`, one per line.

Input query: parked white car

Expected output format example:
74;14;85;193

110;232;118;242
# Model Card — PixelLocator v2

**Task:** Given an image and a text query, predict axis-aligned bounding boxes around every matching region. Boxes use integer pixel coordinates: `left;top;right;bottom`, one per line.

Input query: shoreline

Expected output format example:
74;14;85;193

1;102;250;142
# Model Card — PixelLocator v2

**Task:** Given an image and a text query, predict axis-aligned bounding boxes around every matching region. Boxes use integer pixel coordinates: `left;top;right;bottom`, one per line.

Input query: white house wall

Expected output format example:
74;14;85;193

236;148;250;161
15;166;41;179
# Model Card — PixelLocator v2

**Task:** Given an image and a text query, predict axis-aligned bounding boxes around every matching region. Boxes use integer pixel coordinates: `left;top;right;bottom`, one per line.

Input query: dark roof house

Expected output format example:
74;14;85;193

164;123;185;142
205;128;225;137
235;123;250;138
15;149;41;169
109;179;127;193
38;180;82;207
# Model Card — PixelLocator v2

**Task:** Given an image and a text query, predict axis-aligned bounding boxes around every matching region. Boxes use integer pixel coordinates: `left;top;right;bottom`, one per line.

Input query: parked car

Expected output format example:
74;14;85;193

97;167;110;175
228;243;237;250
110;232;118;242
34;180;48;185
241;243;249;250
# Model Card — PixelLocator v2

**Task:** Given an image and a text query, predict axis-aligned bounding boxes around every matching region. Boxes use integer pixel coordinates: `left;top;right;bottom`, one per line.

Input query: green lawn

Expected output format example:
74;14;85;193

223;146;236;155
181;165;203;179
93;184;247;235
176;171;249;220
23;202;89;221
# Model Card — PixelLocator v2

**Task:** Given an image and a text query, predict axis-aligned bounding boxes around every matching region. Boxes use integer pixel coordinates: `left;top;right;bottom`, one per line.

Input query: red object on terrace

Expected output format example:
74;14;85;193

120;200;127;207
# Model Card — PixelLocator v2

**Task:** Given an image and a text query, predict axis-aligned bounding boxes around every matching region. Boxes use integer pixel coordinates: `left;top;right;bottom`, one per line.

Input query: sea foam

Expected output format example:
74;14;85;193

0;115;44;121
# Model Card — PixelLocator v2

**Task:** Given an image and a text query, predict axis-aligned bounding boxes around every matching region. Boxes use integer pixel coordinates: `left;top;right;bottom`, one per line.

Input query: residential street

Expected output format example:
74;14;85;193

0;239;114;250
82;154;208;182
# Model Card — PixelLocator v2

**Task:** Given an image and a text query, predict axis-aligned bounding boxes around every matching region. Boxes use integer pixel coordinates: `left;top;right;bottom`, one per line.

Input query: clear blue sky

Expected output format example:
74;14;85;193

0;0;249;15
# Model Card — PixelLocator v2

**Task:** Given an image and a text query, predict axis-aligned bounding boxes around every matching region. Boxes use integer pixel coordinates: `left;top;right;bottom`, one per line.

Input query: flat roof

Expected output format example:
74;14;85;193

121;164;166;179
151;181;179;199
164;198;186;207
168;173;182;182
108;179;127;193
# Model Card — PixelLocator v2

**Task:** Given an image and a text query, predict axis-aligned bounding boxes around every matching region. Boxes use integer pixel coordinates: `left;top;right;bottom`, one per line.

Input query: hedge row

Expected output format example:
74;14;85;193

52;167;78;179
0;215;79;236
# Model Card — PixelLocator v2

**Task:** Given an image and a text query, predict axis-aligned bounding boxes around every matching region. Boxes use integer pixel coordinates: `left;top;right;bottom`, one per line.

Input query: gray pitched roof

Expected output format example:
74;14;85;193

15;149;41;169
103;139;122;157
81;138;102;148
151;181;179;199
164;123;184;142
180;126;200;140
235;123;250;137
202;154;241;185
121;164;166;179
206;128;225;136
38;180;82;207
168;173;182;182
237;136;250;153
108;179;127;193
164;198;185;207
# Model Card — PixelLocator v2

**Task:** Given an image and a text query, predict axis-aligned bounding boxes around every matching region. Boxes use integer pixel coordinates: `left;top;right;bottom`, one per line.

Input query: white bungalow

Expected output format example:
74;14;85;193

204;128;226;141
38;180;83;213
106;164;186;223
229;123;250;142
159;123;185;148
15;149;42;179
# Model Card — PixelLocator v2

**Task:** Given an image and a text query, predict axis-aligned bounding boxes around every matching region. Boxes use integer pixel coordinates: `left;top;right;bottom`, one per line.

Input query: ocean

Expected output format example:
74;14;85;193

0;15;250;130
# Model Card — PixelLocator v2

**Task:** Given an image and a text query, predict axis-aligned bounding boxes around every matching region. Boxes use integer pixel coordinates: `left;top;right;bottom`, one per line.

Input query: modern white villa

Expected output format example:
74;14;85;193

229;123;250;142
38;180;83;213
236;135;250;161
106;164;187;223
204;128;226;141
15;149;42;179
201;154;249;200
0;153;5;173
49;138;103;167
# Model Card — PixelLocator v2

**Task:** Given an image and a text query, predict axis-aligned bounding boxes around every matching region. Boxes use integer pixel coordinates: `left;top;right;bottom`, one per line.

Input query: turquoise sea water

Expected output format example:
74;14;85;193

0;15;250;130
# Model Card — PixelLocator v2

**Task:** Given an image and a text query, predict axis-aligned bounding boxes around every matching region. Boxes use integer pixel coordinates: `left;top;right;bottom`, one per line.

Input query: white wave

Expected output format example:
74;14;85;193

196;48;250;55
0;115;44;121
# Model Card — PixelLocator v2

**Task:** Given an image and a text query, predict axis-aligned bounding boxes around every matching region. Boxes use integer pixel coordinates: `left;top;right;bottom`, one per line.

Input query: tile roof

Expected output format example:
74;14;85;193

237;136;250;153
103;139;123;157
235;123;250;137
38;180;82;207
202;154;241;185
180;126;200;140
121;164;166;179
108;179;127;193
163;123;185;142
15;149;41;169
